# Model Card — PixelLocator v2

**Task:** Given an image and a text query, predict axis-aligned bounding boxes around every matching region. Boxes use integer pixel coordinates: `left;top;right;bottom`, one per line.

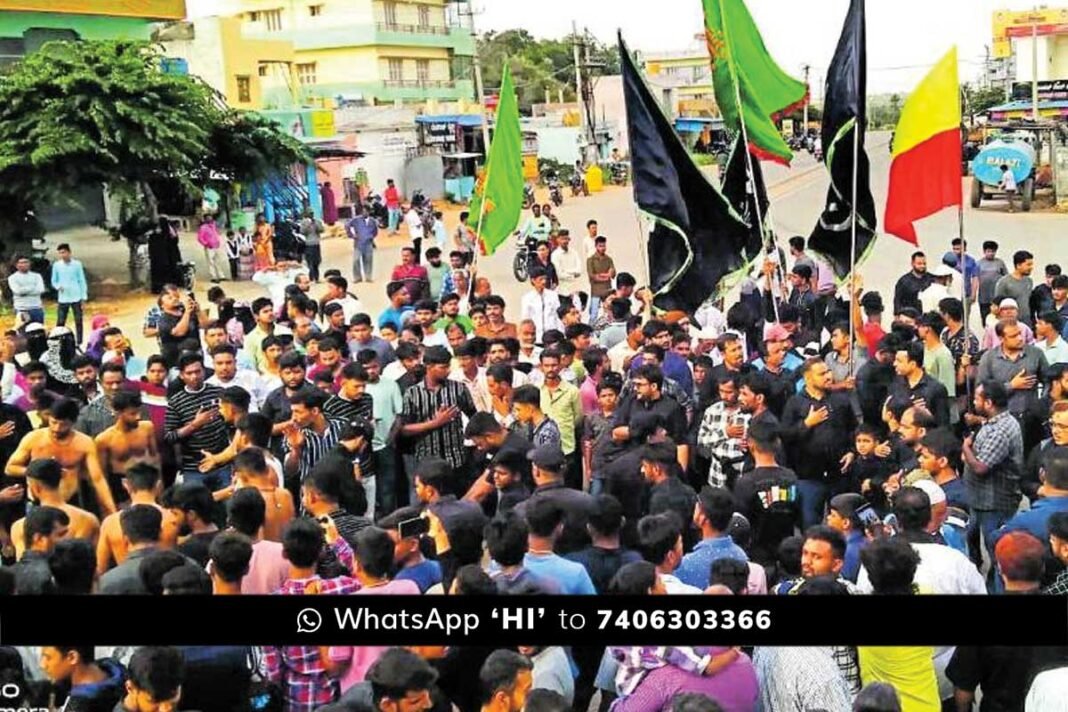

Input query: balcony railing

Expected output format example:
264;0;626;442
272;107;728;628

376;22;450;35
384;79;456;89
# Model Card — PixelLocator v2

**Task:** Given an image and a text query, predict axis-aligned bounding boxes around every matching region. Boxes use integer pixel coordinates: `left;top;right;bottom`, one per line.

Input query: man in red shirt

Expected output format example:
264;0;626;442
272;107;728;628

391;247;430;303
851;277;886;359
384;179;401;235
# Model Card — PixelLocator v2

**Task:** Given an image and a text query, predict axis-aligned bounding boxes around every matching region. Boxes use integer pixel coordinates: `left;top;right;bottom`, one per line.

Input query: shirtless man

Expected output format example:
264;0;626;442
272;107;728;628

230;447;293;542
95;390;158;488
5;397;116;515
96;462;180;575
10;458;99;560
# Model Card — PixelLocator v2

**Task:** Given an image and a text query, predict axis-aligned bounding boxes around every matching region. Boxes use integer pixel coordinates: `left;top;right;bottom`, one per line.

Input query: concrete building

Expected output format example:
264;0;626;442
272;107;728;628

155;16;295;110
0;0;186;68
639;42;718;120
214;0;476;108
990;7;1068;119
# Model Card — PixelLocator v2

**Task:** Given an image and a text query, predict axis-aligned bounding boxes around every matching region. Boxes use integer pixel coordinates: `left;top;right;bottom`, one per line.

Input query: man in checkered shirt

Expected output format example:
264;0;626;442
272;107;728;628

697;375;750;488
961;380;1024;584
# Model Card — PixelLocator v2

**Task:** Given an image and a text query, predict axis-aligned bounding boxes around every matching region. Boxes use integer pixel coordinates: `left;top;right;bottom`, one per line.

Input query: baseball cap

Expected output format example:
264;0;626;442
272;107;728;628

528;444;566;471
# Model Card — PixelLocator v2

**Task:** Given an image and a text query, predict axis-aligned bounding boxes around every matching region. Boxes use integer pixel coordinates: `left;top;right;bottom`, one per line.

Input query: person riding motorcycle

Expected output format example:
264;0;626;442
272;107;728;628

520;204;552;243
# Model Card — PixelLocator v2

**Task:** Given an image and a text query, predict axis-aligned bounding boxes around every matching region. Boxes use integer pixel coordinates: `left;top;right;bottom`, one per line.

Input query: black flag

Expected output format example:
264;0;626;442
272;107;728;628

620;34;761;315
808;0;877;279
721;137;772;249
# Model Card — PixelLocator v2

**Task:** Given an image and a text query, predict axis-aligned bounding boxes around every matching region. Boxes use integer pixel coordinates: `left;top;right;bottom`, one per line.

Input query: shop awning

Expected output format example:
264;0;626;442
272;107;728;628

674;117;726;133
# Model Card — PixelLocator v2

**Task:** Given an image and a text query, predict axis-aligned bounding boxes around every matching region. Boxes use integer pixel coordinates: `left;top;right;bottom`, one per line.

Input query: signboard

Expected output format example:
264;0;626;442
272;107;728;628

310;110;335;138
160;57;188;76
1011;79;1068;102
993;7;1068;58
0;0;186;20
424;121;458;145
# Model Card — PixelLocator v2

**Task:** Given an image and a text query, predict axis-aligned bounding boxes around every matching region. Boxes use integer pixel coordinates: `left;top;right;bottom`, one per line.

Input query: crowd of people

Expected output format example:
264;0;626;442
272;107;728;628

1;193;1067;712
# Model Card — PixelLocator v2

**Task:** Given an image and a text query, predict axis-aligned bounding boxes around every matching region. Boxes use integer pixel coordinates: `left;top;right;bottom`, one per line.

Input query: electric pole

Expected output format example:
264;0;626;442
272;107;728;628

572;21;586;163
802;64;811;132
1032;6;1040;121
459;1;491;152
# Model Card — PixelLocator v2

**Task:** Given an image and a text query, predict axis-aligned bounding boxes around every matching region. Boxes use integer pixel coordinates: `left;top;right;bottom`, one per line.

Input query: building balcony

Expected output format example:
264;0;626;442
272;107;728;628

384;78;456;89
375;22;451;36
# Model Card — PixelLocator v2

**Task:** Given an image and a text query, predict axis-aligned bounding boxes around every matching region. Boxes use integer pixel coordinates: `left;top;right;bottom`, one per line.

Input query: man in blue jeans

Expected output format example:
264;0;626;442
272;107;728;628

961;380;1024;588
7;254;45;326
780;358;857;529
51;243;88;344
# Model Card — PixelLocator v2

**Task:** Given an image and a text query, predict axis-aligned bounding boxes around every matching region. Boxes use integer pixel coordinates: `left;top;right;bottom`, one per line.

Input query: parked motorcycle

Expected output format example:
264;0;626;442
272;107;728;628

610;162;629;186
364;191;388;226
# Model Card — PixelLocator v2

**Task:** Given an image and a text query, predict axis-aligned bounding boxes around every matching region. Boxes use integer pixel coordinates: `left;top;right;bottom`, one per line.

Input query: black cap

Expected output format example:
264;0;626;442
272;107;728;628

528;444;566;472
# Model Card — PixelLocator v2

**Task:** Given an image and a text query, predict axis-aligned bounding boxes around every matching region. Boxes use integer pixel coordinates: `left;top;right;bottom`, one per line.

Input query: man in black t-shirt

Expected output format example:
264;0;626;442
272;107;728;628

733;421;799;565
157;285;202;369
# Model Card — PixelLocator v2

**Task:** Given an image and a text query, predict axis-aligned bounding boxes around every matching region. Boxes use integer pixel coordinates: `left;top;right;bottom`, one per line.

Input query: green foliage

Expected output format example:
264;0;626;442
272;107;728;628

868;93;903;129
478;29;621;114
961;83;1007;121
0;39;310;220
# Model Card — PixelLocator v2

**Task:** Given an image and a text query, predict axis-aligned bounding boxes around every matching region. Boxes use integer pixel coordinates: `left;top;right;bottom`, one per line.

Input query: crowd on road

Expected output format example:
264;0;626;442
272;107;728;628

1;184;1067;712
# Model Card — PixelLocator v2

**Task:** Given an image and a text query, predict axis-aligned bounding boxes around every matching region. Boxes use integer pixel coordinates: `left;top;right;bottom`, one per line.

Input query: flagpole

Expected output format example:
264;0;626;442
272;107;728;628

848;122;860;374
717;0;779;322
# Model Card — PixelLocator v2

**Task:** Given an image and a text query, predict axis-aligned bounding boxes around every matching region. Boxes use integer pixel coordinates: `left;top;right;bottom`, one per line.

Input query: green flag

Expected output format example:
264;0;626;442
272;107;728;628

702;0;807;164
468;64;523;256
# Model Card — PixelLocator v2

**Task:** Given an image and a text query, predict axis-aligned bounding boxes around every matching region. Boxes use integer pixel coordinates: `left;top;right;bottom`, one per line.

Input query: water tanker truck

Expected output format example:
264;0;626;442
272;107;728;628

970;133;1038;212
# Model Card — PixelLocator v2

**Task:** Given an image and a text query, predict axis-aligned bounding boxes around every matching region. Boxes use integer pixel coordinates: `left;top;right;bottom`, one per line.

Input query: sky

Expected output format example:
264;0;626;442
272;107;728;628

185;0;1046;94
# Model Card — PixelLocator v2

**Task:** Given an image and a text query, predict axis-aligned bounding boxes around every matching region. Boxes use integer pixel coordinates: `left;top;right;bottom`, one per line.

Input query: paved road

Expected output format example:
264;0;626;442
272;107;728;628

79;129;1068;355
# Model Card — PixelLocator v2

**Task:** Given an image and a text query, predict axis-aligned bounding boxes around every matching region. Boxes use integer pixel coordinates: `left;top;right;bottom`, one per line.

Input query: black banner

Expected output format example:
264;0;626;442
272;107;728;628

620;33;761;315
2;596;1066;646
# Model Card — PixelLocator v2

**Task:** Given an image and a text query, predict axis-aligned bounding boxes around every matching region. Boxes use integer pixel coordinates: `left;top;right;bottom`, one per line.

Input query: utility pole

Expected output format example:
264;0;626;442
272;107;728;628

572;20;586;163
461;1;492;152
801;64;811;132
1031;6;1040;121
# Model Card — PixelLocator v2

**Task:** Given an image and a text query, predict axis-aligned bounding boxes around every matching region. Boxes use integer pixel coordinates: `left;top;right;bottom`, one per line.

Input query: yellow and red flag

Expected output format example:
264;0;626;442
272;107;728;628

884;47;962;244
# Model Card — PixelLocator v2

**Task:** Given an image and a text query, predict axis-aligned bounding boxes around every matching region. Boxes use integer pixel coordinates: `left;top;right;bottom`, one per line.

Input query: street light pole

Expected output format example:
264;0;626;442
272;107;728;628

1032;7;1040;121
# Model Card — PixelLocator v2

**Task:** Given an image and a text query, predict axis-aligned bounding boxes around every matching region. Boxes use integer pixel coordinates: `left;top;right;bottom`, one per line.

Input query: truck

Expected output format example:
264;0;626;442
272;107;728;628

970;131;1038;212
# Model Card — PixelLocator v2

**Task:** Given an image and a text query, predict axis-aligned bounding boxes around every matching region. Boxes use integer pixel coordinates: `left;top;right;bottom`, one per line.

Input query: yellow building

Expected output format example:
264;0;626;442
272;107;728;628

641;47;719;118
155;16;296;110
216;0;476;107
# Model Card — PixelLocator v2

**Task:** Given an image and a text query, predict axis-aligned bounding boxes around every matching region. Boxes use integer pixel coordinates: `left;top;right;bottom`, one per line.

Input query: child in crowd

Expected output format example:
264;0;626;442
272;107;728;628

846;423;895;516
584;376;621;494
609;646;741;701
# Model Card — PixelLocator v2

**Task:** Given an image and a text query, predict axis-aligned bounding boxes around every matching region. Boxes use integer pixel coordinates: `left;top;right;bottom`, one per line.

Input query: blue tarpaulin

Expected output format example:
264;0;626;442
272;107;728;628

415;114;485;127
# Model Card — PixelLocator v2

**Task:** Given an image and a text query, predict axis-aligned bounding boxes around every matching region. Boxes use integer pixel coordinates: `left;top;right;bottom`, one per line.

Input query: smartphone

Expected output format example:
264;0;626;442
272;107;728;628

855;503;881;530
398;516;430;539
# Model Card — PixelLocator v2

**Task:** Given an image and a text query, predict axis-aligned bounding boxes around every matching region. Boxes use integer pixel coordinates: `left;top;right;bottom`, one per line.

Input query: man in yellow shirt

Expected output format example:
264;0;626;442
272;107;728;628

537;348;583;490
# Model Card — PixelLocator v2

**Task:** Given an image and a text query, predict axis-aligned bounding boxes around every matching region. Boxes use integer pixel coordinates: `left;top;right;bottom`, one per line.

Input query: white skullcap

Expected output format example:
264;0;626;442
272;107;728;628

914;479;946;505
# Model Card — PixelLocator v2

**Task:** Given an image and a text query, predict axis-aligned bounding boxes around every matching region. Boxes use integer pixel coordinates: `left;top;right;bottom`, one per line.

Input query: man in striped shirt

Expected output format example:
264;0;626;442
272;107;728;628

164;353;231;490
283;388;345;488
400;346;477;488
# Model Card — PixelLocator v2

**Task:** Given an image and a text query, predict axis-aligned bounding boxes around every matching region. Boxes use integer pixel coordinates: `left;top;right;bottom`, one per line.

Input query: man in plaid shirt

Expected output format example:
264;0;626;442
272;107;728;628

962;381;1024;583
697;376;750;488
262;516;359;711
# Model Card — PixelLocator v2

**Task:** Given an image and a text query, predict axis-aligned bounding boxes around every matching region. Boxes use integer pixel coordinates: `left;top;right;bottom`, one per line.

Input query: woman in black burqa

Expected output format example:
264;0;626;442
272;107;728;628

148;217;184;293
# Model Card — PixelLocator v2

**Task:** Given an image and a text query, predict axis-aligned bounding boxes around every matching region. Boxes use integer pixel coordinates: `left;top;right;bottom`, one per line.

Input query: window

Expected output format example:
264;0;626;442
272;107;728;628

418;5;430;27
388;58;404;82
384;2;398;25
264;8;283;31
236;75;252;103
248;10;259;21
258;63;268;77
309;4;323;16
296;62;317;85
416;59;430;82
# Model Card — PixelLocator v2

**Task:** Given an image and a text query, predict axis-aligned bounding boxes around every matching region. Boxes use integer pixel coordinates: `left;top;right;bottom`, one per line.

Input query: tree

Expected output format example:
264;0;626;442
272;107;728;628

477;29;621;114
961;83;1007;125
0;40;308;250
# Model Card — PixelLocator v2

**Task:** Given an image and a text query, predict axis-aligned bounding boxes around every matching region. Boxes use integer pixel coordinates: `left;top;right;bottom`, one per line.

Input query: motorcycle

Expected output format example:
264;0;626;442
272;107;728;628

610;162;630;186
512;231;539;282
548;176;564;207
523;184;536;209
364;191;389;226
